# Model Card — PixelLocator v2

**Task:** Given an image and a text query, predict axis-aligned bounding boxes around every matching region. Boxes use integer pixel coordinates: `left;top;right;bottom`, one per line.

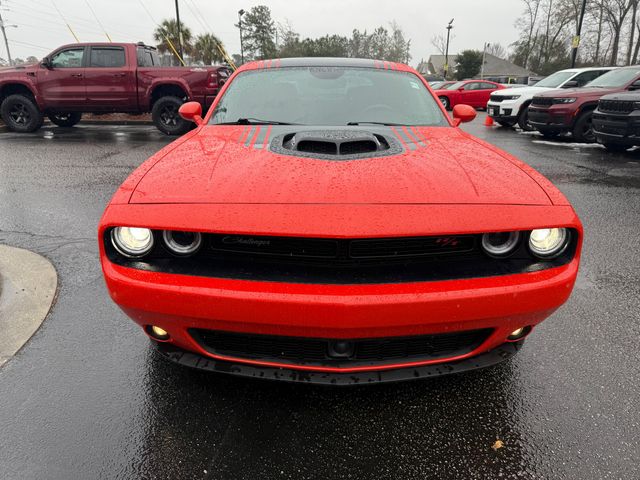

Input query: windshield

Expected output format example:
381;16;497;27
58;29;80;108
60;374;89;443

534;71;576;88
210;67;448;126
587;68;640;88
444;81;465;90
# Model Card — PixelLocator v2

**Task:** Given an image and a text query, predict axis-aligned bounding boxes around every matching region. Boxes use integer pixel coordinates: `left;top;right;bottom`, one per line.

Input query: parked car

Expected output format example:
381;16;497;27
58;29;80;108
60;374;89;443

0;42;230;135
99;57;582;384
432;79;504;110
528;66;640;142
592;92;640;151
430;80;456;90
487;67;614;130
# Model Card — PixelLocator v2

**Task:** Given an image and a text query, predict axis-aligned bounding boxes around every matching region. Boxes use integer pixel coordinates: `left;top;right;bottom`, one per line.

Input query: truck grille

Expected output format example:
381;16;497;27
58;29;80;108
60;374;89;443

531;97;554;106
190;328;493;367
489;95;505;103
598;100;635;114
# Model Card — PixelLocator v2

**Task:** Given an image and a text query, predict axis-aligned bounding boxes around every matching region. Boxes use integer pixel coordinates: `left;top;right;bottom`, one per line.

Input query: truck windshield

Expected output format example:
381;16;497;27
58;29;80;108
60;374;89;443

587;68;640;88
209;67;448;127
535;71;575;88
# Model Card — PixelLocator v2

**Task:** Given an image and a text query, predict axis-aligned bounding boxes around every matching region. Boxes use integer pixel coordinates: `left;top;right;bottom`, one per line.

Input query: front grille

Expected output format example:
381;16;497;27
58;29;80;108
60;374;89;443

531;96;554;106
598;100;635;114
105;230;579;284
190;328;493;367
489;95;505;103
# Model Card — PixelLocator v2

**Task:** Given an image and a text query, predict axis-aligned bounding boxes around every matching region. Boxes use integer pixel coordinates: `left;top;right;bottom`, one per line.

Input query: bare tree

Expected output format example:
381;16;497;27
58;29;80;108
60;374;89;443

487;43;508;59
430;33;448;55
598;0;636;65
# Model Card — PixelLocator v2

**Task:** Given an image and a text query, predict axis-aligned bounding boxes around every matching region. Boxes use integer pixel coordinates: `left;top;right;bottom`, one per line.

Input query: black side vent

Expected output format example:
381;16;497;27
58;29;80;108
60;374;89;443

274;130;400;160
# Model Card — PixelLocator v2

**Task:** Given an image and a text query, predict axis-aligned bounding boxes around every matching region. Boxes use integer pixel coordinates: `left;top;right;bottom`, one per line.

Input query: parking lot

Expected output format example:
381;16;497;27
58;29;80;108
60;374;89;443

0;116;639;479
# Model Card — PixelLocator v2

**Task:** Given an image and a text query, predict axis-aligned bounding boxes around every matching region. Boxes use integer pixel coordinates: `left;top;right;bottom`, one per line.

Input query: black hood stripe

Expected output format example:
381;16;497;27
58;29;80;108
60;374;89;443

391;126;417;150
244;126;257;146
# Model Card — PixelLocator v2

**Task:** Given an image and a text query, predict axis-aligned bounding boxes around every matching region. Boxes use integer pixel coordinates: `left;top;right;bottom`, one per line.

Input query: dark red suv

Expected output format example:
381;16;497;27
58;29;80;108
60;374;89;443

528;66;640;142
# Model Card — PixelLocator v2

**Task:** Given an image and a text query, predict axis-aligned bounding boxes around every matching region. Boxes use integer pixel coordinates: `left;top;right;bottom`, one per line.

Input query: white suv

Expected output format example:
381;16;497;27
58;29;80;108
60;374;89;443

487;67;616;130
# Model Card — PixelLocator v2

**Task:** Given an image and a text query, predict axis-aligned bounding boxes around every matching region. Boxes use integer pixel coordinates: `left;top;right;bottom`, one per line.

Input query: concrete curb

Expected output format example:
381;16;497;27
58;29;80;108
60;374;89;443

0;245;58;367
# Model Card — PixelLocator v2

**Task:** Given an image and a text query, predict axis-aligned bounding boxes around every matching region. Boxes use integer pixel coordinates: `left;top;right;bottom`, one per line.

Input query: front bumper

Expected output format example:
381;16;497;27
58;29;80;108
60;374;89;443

487;101;520;120
528;106;574;131
154;340;524;385
593;110;640;146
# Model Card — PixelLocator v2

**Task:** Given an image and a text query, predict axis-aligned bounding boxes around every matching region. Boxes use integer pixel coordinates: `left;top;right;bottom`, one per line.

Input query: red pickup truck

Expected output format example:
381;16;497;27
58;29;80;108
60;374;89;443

0;42;230;135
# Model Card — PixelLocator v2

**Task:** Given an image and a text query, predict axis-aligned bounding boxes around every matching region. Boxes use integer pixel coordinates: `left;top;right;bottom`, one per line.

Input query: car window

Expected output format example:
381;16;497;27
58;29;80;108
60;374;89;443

210;67;449;127
463;82;480;90
572;70;603;87
535;71;575;88
480;82;496;89
588;68;640;88
445;81;465;90
51;48;84;68
89;47;125;68
137;47;159;67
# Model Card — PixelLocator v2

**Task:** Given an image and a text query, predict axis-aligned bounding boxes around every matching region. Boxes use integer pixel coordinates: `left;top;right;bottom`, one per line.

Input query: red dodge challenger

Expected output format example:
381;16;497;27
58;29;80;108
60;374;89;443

99;58;582;385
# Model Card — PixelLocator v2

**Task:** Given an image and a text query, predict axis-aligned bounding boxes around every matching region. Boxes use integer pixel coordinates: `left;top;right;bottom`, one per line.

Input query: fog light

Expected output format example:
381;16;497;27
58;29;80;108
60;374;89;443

507;327;530;341
111;227;154;258
529;228;569;259
149;325;170;340
328;340;355;359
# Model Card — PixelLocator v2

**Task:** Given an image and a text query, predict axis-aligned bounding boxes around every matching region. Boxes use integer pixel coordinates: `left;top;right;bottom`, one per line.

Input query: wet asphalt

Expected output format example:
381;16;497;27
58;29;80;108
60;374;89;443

0;117;639;480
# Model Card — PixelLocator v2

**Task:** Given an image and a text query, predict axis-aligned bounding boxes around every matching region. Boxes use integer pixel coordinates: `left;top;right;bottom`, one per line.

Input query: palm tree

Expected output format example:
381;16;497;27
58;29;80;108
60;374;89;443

193;33;225;65
153;19;193;65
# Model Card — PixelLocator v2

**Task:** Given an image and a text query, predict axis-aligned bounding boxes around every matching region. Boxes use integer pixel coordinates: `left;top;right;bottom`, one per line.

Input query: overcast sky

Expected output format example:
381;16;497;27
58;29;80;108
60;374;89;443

1;0;524;65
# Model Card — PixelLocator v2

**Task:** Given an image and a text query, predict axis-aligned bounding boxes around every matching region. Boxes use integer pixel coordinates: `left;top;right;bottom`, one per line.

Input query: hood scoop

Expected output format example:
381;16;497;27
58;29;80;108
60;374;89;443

271;130;403;160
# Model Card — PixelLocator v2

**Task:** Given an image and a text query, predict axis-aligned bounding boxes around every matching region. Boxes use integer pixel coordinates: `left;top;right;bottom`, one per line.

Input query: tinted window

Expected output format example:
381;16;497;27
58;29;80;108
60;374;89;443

90;48;125;67
445;81;465;90
535;71;575;88
210;67;448;127
463;82;482;90
572;70;603;87
51;48;84;68
137;47;159;67
587;68;640;88
481;82;497;89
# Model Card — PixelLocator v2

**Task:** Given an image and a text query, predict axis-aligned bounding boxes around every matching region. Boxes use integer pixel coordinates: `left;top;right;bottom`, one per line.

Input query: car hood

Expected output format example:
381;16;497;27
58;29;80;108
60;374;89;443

496;86;554;97
0;63;38;75
130;125;551;205
535;86;621;99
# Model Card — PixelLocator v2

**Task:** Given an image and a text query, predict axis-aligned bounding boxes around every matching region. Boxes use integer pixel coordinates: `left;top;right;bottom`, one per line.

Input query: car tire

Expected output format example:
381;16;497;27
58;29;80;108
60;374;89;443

517;106;534;131
602;143;629;152
48;112;82;128
438;96;450;110
152;96;191;136
572;110;596;143
497;120;516;128
0;94;44;133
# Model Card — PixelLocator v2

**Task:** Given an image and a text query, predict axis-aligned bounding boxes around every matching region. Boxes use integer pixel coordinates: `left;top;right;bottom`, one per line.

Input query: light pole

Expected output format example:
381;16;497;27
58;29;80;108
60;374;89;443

571;0;588;68
444;19;454;80
174;0;184;63
238;9;245;65
481;42;489;79
0;1;16;66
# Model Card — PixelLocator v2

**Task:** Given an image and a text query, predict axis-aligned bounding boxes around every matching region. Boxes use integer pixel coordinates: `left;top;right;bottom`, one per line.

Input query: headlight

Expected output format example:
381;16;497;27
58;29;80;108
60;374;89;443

111;227;154;258
481;231;520;257
163;230;202;256
528;228;569;258
501;95;521;100
552;98;577;104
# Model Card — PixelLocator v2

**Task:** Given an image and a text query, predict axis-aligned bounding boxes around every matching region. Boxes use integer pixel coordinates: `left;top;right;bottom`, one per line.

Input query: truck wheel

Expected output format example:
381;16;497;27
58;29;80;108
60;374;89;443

517;106;533;131
0;94;44;133
152;96;191;135
602;143;629;153
572;111;595;143
48;112;82;128
438;96;450;110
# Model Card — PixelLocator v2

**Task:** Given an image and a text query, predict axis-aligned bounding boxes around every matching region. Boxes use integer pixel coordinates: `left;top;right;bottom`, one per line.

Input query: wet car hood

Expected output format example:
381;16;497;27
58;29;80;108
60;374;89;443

0;63;38;75
130;125;551;205
535;86;622;100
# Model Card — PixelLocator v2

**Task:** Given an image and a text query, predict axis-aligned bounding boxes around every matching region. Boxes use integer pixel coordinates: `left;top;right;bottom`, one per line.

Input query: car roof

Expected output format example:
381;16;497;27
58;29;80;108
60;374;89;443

239;57;415;73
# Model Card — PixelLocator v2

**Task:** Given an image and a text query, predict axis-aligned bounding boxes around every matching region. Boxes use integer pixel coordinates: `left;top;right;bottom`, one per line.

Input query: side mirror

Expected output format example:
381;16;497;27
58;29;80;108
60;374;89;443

628;80;640;91
452;104;476;126
562;80;578;88
458;87;465;91
41;57;52;69
178;101;203;125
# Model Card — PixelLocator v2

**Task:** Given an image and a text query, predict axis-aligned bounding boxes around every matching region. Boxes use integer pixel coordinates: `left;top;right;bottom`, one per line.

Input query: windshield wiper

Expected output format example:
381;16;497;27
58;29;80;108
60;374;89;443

347;121;406;126
218;118;299;125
